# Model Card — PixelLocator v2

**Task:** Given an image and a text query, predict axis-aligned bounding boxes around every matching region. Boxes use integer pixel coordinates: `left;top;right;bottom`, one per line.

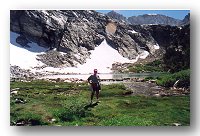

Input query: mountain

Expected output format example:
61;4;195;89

106;10;127;22
179;13;190;26
127;14;181;26
10;10;190;75
106;11;189;26
10;10;159;68
10;10;105;68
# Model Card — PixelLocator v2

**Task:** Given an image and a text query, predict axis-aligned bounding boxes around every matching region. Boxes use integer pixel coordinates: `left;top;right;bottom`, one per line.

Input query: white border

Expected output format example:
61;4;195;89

1;0;199;136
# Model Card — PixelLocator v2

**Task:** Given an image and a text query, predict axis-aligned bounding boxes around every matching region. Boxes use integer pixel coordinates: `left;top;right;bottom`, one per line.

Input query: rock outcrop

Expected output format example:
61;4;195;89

10;65;42;80
10;10;163;67
10;10;106;67
179;13;190;26
10;10;190;70
143;24;190;72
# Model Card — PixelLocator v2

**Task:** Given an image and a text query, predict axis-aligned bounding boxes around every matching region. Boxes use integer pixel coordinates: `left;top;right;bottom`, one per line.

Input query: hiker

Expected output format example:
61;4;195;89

87;69;101;104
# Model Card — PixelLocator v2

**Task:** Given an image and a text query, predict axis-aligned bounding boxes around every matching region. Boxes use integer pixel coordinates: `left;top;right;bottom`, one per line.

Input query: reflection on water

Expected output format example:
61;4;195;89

112;73;161;79
42;72;162;80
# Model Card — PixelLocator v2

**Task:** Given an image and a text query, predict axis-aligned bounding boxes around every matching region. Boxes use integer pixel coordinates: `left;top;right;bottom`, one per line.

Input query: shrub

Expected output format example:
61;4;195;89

52;97;90;122
127;60;163;73
156;69;190;88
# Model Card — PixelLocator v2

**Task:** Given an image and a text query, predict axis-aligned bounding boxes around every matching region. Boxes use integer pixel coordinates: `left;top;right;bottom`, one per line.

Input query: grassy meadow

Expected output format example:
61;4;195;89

10;80;190;126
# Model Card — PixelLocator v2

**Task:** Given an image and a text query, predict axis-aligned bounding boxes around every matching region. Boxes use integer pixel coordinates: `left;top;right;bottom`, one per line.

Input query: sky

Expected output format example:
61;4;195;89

96;10;190;20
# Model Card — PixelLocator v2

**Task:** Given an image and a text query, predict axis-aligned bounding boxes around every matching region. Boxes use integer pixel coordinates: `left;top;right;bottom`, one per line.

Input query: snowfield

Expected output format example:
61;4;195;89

10;32;150;74
41;40;139;74
138;51;149;59
10;32;47;70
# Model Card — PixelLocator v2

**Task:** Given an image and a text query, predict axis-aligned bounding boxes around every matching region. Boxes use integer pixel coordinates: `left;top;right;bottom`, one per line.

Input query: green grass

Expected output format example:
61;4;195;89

10;80;190;126
127;60;164;73
156;69;190;88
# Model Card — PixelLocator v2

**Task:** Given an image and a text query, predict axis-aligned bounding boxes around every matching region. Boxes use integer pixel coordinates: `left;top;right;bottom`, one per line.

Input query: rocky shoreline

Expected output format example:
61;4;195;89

10;65;69;81
10;65;152;83
10;65;190;97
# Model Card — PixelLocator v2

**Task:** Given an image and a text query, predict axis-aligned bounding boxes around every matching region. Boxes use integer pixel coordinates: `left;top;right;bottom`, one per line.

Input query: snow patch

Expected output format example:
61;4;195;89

74;53;81;59
83;18;89;23
10;32;48;52
10;32;150;75
72;12;78;18
154;43;160;50
41;40;138;74
87;10;93;14
10;43;44;70
139;51;149;59
60;52;67;56
128;30;138;34
147;14;157;16
10;32;48;70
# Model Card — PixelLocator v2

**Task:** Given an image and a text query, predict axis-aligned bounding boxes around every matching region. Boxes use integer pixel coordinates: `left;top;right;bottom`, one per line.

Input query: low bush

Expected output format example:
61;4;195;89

52;97;90;122
156;69;190;88
128;60;163;73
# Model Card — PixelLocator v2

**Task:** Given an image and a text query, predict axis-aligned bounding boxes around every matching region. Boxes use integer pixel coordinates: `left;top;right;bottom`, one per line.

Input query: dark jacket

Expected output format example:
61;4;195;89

87;74;100;83
87;74;101;91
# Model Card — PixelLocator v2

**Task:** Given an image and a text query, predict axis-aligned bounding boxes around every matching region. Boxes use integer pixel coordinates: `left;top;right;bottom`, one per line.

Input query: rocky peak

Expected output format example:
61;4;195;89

128;14;181;26
179;13;190;26
106;10;127;23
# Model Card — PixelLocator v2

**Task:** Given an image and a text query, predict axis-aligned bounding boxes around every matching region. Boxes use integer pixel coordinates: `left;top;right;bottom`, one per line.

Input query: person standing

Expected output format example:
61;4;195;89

87;69;101;104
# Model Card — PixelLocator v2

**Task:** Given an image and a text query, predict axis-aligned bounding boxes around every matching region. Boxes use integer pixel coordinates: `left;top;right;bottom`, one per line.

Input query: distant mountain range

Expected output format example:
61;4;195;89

106;10;190;26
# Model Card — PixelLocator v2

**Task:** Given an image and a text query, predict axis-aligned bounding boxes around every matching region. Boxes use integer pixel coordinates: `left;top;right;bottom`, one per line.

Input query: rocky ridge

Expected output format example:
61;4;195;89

179;13;190;26
106;10;189;26
10;10;163;68
128;14;181;26
10;10;190;75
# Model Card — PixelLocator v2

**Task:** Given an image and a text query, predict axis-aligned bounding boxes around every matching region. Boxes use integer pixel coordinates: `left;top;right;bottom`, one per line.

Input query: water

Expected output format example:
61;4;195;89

41;72;162;80
111;72;161;79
